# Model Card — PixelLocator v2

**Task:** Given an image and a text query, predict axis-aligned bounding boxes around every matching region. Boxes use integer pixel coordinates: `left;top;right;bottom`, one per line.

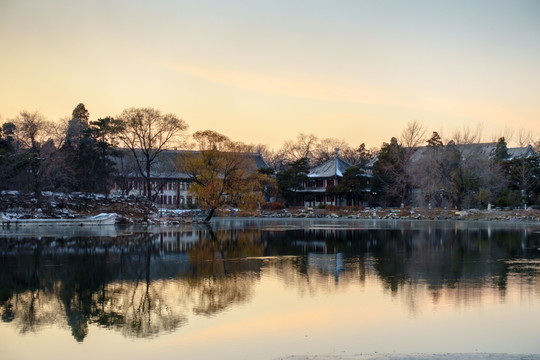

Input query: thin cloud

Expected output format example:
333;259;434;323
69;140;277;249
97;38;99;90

155;61;539;137
158;61;409;107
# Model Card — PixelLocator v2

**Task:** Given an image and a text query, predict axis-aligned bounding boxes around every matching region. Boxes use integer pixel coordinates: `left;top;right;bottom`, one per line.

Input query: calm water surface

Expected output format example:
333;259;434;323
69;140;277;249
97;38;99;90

1;219;539;359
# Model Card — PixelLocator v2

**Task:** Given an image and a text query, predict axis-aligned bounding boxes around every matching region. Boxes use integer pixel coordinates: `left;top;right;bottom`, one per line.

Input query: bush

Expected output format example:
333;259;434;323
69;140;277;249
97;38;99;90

495;190;522;208
263;201;286;210
341;205;362;211
324;204;339;211
473;189;490;208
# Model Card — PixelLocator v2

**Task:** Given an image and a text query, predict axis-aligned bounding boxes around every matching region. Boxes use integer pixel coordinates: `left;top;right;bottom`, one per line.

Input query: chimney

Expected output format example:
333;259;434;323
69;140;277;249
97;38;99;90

334;148;339;158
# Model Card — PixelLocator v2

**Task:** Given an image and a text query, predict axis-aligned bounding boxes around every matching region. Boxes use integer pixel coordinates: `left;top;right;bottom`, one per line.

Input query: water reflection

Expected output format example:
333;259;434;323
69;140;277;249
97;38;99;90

1;220;539;344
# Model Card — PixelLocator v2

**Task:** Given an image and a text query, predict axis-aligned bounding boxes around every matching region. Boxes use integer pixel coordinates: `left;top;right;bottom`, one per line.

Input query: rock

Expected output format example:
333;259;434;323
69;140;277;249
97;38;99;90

116;216;131;224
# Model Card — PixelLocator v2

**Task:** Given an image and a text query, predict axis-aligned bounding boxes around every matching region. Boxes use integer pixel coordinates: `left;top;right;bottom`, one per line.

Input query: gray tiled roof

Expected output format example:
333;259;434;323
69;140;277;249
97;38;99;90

307;156;353;178
113;149;268;180
409;143;536;163
508;145;536;159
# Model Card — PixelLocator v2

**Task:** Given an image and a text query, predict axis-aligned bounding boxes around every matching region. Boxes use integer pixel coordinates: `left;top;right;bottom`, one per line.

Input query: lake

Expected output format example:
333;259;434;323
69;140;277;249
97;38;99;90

1;218;539;359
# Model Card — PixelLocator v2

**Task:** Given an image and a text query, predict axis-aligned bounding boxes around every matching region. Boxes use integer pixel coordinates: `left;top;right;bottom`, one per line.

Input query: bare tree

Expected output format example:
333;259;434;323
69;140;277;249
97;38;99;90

450;124;484;145
242;143;281;173
280;133;318;165
516;128;534;147
375;120;426;206
339;143;376;166
400;120;426;149
11;111;53;151
311;137;350;166
118;107;188;201
258;147;286;172
9;111;59;205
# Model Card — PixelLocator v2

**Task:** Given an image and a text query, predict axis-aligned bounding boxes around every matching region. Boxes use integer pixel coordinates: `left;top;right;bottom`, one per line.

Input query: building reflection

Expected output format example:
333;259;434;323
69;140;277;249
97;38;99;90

0;221;539;342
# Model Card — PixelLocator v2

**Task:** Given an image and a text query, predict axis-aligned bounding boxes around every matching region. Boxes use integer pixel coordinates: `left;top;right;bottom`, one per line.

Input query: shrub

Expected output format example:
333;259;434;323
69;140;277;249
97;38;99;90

263;201;286;210
495;190;522;208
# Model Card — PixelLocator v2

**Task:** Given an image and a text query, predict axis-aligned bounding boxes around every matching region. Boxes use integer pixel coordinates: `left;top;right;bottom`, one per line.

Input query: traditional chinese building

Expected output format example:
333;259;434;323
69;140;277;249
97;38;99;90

298;149;354;207
110;149;268;209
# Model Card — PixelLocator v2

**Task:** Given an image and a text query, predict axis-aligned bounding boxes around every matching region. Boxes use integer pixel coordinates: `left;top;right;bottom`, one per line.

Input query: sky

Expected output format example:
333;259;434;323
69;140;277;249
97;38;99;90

1;0;539;149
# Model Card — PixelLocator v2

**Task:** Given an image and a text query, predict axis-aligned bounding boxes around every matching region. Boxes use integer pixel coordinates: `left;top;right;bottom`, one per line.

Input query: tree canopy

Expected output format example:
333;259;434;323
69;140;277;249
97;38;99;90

118;107;188;200
326;166;370;206
180;130;273;221
372;137;409;207
276;157;310;206
426;131;443;148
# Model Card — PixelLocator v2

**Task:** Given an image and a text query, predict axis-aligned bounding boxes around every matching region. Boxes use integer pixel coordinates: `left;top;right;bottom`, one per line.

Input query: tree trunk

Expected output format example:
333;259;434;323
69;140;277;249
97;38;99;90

32;170;42;208
204;208;215;222
146;160;152;201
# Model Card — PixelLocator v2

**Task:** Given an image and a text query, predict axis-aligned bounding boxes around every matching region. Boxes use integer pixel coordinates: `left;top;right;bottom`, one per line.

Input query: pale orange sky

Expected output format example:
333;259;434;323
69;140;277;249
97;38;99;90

1;0;539;149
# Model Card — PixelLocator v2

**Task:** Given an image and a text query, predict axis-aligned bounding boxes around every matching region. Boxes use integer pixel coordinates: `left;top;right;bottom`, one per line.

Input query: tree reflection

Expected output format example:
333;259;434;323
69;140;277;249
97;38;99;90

184;225;263;315
0;233;190;341
0;227;267;340
1;222;539;341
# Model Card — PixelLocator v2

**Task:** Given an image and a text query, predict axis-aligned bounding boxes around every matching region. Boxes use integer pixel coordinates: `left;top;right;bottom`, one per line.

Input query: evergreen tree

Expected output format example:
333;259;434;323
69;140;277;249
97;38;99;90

0;122;16;191
426;131;443;148
371;137;409;206
494;137;510;162
88;117;123;193
66;103;90;145
0;122;15;154
276;157;309;206
72;103;90;124
500;155;540;208
327;166;370;206
60;104;120;193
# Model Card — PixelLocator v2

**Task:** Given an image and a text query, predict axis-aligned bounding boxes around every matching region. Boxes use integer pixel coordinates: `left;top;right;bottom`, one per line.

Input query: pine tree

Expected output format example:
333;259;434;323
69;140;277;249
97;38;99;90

494;137;510;162
426;131;443;148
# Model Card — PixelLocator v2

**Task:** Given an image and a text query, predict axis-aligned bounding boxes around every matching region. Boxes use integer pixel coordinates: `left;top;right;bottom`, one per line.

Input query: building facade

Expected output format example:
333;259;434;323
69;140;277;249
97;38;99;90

110;149;268;209
298;149;355;207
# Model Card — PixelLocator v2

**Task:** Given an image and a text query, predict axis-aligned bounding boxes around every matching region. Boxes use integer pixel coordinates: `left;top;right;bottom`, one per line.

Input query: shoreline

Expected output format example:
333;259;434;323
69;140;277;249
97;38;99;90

1;192;539;225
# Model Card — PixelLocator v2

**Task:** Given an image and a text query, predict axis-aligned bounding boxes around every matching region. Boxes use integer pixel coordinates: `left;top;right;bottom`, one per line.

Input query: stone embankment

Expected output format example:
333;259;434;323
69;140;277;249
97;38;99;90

0;192;157;222
258;207;540;222
1;192;539;224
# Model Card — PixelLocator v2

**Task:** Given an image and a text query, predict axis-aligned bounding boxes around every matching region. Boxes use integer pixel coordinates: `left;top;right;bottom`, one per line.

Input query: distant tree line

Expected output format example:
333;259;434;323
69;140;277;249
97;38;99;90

262;121;540;209
1;106;539;212
0;105;187;204
369;123;540;209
